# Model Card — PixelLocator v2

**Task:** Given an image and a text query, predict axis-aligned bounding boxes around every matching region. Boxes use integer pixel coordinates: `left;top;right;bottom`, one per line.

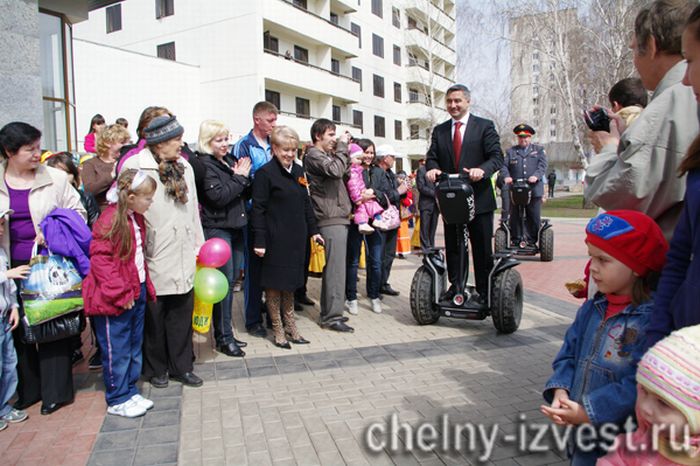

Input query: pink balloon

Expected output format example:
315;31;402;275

198;238;232;268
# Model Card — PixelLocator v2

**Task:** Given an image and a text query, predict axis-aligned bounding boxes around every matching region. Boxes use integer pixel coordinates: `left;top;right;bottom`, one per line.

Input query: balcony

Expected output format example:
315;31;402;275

398;138;431;158
263;0;359;57
404;100;448;123
405;27;456;66
406;4;455;32
262;50;360;103
331;0;357;13
276;111;360;143
405;64;454;95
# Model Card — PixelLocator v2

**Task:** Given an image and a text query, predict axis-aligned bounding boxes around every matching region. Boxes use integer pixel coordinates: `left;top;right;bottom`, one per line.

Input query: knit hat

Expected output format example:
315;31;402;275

637;324;700;433
144;115;184;145
585;210;668;277
348;143;363;159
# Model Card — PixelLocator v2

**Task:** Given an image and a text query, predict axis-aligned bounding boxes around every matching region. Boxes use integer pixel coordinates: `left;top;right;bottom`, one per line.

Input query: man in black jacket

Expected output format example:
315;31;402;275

426;84;504;302
415;159;437;249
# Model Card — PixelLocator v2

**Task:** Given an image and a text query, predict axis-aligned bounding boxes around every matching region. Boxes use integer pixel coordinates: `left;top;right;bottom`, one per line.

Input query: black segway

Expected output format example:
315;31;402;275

410;173;523;334
494;179;554;262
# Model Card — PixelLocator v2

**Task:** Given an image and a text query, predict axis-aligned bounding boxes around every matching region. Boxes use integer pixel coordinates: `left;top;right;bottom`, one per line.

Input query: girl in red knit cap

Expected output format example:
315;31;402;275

541;210;669;465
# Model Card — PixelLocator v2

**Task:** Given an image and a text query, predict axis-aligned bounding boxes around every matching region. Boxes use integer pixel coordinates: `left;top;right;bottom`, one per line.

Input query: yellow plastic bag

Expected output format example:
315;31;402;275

359;240;366;270
309;238;326;274
192;297;213;334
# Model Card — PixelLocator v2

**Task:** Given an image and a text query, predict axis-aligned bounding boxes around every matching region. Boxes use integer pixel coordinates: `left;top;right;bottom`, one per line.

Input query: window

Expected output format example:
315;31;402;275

265;90;281;111
372;34;384;58
106;4;122;33
331;58;340;75
330;12;338;24
550;128;556;137
393;82;401;103
156;0;174;19
332;105;341;123
296;97;310;118
353;110;363;132
352;66;362;90
350;23;361;48
157;42;176;61
533;85;539;97
40;12;78;151
263;33;279;53
293;0;308;8
393;45;401;66
392;7;400;28
532;97;539;106
373;74;384;98
550;106;557;114
394;120;402;140
408;16;417;29
374;115;385;137
408;88;419;103
294;45;309;63
410;124;420;139
372;0;383;18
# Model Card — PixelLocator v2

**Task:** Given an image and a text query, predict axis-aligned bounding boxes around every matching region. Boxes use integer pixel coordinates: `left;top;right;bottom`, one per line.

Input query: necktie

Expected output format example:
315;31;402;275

453;121;463;170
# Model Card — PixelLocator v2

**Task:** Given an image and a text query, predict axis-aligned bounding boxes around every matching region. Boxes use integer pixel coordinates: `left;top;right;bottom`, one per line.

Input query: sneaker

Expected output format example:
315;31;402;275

372;219;389;231
371;298;383;314
107;398;147;418
88;351;102;370
345;300;358;315
358;223;375;235
0;420;6;431
1;409;28;423
131;394;154;410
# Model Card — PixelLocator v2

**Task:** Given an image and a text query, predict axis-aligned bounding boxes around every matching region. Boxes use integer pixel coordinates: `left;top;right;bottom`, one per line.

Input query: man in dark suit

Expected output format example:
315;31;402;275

416;159;438;249
426;84;504;302
501;124;547;246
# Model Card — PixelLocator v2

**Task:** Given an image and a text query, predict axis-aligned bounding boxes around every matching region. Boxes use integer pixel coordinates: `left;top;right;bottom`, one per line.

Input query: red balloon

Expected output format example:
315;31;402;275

198;238;231;268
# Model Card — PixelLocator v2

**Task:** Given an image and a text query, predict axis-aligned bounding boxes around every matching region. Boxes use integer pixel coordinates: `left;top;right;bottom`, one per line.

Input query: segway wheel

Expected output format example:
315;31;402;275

494;228;507;254
491;268;523;334
540;228;554;262
410;266;440;325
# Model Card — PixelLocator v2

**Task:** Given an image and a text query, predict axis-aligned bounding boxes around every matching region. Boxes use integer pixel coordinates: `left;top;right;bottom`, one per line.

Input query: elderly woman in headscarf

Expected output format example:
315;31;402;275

121;115;205;388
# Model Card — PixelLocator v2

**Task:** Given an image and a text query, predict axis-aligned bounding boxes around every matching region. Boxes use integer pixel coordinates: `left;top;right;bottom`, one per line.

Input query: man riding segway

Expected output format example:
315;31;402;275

501;124;547;249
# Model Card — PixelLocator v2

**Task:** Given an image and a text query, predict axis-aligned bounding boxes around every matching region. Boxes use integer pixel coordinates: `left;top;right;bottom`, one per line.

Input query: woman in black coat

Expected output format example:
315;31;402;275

251;126;321;349
197;120;251;358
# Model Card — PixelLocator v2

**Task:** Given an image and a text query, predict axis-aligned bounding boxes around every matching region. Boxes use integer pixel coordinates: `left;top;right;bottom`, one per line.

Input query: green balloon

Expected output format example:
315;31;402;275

194;268;229;304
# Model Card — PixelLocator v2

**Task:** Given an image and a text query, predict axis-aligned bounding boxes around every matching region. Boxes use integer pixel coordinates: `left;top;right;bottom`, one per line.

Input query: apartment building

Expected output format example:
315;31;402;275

73;0;455;170
509;9;584;182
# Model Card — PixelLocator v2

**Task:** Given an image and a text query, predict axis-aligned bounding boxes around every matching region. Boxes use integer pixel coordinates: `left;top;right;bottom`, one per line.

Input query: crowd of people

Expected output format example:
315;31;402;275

0;2;699;464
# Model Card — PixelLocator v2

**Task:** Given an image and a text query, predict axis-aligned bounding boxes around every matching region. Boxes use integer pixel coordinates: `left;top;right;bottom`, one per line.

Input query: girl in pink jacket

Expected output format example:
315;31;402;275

346;143;386;234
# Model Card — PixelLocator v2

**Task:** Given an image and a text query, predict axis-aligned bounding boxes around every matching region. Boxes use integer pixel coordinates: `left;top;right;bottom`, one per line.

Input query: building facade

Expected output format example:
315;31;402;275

1;0;120;152
509;9;585;183
72;0;455;170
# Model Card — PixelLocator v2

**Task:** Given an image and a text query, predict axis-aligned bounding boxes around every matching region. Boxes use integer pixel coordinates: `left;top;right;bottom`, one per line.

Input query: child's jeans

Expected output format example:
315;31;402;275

0;316;18;417
94;284;147;407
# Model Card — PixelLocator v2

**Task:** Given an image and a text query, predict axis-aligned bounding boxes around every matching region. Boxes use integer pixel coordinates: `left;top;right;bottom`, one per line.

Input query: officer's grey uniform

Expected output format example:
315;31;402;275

500;143;547;243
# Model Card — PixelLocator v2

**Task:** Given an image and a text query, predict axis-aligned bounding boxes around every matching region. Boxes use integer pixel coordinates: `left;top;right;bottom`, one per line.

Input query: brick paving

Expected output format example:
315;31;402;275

3;218;590;466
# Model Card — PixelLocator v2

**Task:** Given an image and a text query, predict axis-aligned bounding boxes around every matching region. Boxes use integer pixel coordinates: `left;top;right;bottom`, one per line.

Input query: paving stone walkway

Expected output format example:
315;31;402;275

2;218;589;465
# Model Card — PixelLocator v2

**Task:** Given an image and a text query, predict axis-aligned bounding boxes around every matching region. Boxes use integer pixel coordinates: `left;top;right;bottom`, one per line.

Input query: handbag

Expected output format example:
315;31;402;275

21;244;84;326
21;310;85;344
379;195;401;230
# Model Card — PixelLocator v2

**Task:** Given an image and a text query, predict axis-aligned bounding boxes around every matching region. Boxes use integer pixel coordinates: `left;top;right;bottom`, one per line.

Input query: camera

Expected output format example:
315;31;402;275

583;108;610;132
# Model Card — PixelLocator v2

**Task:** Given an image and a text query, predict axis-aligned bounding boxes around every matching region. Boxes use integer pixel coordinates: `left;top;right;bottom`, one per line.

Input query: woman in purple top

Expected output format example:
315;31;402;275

0;122;86;416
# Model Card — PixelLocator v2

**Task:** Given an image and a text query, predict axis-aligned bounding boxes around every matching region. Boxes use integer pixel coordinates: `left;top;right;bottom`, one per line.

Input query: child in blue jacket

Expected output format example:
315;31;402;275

541;210;669;465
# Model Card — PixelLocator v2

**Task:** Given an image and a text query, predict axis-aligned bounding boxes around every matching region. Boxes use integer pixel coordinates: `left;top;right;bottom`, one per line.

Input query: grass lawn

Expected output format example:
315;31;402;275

498;194;598;219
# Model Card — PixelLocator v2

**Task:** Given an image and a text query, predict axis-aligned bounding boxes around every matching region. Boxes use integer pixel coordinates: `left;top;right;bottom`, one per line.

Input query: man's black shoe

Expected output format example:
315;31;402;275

296;295;315;306
150;374;169;388
440;285;457;302
171;372;203;387
294;301;303;311
217;342;245;357
233;337;247;348
379;285;400;296
88;350;102;370
247;323;267;338
321;321;355;333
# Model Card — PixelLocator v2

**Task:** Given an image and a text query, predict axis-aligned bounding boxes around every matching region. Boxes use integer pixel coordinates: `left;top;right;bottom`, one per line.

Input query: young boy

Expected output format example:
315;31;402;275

608;77;648;127
541;210;669;464
0;208;30;430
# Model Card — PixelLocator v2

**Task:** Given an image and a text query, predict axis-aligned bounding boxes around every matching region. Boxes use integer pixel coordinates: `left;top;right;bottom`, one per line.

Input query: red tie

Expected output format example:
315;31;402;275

453;121;463;170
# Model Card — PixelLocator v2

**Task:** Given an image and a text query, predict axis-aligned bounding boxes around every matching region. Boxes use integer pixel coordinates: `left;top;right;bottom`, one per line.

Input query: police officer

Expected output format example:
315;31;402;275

501;124;547;245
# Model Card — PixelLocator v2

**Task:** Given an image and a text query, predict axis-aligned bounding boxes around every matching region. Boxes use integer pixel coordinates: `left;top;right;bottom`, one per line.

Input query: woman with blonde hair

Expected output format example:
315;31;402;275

83;124;130;210
197;120;250;357
251;126;321;349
